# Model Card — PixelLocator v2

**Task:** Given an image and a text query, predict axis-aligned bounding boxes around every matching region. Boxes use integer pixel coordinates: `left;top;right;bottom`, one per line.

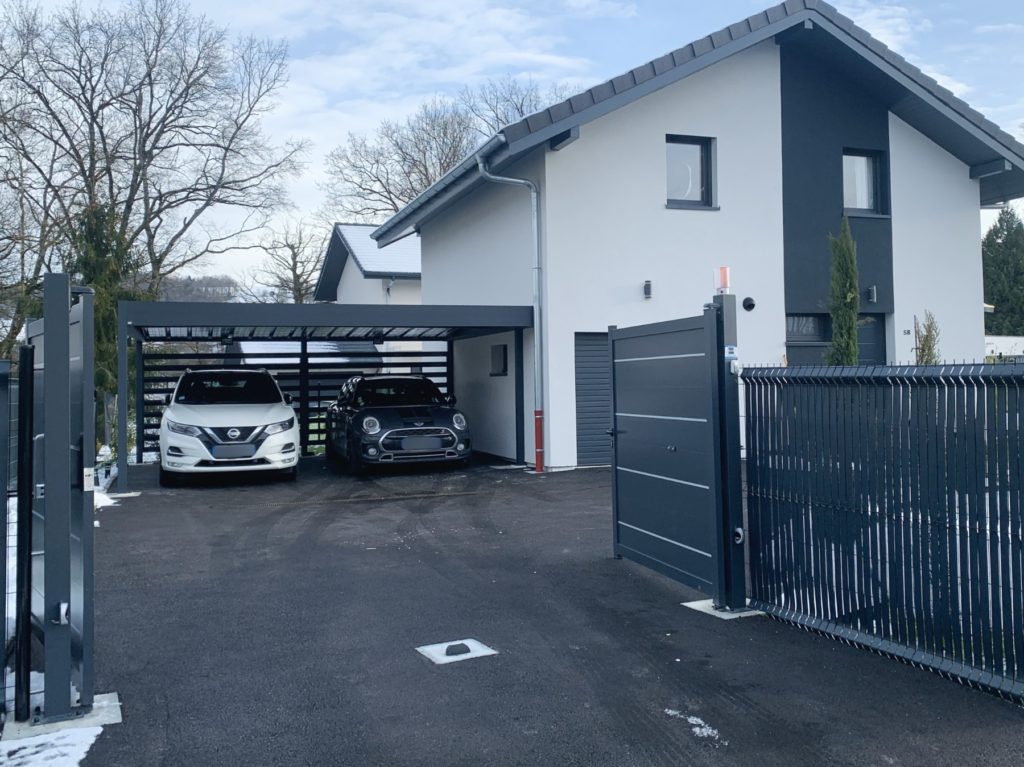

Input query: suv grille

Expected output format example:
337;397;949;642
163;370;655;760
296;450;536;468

206;426;260;444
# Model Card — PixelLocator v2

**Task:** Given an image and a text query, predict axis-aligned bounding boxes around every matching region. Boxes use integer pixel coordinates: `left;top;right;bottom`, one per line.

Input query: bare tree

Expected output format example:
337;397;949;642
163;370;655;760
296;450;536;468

322;97;476;223
0;0;306;330
238;221;324;304
459;75;572;136
322;77;568;224
159;273;239;302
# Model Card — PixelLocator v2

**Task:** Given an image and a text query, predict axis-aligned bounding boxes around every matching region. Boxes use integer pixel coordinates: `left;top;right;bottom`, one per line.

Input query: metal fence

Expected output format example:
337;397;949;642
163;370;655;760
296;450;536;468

742;365;1024;701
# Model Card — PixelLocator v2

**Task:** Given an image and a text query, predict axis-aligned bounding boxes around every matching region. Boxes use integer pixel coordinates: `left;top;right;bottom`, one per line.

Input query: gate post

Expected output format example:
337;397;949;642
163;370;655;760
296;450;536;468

711;295;746;610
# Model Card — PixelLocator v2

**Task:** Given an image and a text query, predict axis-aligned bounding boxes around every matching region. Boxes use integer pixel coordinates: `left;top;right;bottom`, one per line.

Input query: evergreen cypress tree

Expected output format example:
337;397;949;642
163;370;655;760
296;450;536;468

825;217;860;366
983;207;1024;335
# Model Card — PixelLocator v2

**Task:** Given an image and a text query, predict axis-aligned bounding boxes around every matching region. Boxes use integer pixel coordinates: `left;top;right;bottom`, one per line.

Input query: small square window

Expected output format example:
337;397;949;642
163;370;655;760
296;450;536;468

666;135;714;208
843;151;884;212
490;344;508;376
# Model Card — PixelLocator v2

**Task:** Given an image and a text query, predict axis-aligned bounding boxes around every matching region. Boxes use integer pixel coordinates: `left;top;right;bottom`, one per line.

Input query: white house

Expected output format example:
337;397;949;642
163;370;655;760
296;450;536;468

371;0;1024;470
313;223;421;305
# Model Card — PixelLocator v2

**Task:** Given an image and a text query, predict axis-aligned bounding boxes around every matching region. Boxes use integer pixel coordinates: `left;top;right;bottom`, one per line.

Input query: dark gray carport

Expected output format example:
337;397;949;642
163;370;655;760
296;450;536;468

116;301;533;491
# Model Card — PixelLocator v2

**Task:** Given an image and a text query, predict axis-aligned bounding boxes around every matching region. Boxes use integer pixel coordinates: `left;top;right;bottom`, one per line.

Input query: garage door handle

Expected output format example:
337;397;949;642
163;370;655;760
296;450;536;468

605;429;619;437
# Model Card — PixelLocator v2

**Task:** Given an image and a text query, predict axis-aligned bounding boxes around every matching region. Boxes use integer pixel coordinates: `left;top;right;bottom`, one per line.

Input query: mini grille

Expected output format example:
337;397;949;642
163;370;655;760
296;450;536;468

391;427;448;437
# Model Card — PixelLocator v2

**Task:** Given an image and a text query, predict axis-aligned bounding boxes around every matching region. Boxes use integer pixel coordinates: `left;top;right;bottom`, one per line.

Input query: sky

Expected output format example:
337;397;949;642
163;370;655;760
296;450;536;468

172;0;1024;273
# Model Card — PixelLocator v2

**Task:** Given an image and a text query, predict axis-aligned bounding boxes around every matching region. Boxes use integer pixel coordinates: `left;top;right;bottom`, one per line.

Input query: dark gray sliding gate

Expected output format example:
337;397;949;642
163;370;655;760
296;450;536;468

743;365;1024;702
8;273;95;723
609;304;744;608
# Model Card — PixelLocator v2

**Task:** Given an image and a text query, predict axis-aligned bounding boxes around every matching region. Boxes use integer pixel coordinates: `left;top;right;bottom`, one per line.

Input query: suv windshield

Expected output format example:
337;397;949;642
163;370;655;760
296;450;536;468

175;371;283;405
354;378;444;407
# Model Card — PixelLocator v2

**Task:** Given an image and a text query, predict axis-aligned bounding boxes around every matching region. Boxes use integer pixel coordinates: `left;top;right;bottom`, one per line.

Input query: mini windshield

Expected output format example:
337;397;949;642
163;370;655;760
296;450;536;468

175;371;283;405
354;378;444;407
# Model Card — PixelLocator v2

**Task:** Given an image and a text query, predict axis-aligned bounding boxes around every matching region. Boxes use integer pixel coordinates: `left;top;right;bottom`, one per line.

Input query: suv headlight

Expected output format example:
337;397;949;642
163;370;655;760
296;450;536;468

362;416;381;435
452;412;468;430
167;420;202;437
264;417;295;435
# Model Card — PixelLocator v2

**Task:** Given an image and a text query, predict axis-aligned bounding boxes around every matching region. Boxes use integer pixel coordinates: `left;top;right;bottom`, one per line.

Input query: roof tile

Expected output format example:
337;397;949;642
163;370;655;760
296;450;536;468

590;81;615;103
651;53;675;75
711;29;732;47
569;90;595;113
612;72;636;93
632;62;656;85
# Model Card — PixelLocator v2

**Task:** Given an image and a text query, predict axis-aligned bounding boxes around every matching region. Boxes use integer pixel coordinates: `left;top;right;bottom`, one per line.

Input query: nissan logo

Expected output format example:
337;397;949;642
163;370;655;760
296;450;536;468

227;428;241;440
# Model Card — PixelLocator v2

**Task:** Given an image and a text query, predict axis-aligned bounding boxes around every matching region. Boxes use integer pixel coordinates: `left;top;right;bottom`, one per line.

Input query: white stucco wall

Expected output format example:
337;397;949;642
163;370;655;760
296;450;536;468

418;153;541;307
452;331;534;461
541;41;786;467
888;114;984;362
335;263;422;306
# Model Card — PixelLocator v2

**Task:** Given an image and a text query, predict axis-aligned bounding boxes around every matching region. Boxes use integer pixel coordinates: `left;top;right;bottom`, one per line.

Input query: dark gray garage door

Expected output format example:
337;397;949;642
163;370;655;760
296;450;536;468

574;333;611;465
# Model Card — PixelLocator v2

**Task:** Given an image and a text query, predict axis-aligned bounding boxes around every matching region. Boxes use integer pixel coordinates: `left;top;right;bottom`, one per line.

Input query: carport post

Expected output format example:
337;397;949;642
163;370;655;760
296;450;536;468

134;340;145;465
117;308;129;492
299;336;310;455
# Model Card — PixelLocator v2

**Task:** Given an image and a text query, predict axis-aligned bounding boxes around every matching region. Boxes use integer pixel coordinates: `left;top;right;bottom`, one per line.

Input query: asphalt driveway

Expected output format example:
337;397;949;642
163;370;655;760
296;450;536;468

86;459;1024;766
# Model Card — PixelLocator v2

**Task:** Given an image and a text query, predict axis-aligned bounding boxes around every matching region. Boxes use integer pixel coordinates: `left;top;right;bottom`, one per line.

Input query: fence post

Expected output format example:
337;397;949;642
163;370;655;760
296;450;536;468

14;346;33;721
712;294;746;610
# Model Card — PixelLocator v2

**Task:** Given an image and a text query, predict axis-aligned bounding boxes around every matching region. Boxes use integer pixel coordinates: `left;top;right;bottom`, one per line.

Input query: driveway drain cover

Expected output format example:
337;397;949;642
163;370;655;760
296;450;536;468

416;639;498;665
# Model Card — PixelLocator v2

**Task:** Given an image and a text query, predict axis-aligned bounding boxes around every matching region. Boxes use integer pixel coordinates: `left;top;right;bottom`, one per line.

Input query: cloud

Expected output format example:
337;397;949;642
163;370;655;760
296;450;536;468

974;23;1024;34
834;1;932;52
563;0;637;18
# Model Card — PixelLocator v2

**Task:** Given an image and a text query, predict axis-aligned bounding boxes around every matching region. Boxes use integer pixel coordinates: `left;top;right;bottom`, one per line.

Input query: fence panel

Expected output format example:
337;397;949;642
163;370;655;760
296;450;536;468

743;364;1024;701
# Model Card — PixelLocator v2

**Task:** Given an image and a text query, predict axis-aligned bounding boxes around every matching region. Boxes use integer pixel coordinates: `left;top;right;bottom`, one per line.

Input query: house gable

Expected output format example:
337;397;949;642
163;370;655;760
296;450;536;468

373;0;1024;248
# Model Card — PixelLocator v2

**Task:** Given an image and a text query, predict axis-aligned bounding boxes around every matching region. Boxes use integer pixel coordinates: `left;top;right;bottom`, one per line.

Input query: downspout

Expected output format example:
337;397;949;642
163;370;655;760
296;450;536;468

476;140;545;472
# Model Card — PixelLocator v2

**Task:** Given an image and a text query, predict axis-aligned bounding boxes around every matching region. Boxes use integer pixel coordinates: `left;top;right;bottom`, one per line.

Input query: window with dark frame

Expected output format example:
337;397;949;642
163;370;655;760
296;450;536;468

490;344;508;377
666;135;714;209
842;150;885;213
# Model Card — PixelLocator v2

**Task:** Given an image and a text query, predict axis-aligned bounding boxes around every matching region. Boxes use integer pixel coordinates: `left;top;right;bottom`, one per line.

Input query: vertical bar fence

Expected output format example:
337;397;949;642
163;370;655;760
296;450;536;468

743;364;1024;702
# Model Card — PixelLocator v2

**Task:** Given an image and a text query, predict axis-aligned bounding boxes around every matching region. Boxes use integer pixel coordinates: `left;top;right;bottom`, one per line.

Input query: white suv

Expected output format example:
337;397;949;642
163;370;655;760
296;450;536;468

159;369;300;486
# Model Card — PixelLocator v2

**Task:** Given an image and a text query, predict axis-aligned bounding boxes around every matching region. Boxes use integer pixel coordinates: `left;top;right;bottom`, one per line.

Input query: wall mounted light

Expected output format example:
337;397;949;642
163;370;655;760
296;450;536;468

866;285;878;304
643;280;652;299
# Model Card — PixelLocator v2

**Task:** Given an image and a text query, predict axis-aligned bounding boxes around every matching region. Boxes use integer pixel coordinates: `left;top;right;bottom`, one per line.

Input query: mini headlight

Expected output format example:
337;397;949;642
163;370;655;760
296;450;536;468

264;417;295;435
452;412;468;430
167;420;203;437
362;416;381;435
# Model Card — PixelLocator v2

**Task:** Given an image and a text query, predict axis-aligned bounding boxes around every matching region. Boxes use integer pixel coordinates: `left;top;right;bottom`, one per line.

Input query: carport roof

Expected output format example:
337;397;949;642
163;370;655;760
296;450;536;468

119;301;532;343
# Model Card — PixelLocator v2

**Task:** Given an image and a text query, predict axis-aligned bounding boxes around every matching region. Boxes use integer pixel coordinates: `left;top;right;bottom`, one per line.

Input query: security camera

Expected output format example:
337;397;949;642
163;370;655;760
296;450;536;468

742;297;756;312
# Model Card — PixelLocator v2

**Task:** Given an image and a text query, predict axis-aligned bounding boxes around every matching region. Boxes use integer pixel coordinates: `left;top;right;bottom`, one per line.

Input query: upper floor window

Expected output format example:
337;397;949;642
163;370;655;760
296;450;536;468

843;150;884;213
666;135;715;209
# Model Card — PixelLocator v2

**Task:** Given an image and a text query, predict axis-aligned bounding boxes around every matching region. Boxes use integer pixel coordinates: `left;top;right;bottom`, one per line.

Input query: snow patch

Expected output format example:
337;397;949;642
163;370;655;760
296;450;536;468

1;726;102;766
664;709;728;746
93;491;117;509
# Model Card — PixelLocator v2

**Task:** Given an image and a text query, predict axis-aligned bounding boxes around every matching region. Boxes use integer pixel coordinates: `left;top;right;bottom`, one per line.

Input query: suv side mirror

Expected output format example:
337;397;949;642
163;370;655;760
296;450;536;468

283;393;293;405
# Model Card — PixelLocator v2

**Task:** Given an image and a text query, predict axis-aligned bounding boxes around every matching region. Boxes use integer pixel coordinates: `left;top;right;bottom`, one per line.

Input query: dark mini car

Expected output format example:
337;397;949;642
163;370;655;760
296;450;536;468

325;375;471;472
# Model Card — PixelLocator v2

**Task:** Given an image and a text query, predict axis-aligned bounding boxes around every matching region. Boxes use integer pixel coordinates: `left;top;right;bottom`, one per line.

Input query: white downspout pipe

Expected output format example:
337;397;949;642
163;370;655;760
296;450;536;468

476;143;545;471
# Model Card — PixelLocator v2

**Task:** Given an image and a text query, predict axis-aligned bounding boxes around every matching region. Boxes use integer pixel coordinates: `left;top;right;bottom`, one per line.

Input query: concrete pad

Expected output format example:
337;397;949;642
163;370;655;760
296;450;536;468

2;692;122;740
415;639;498;665
682;598;765;620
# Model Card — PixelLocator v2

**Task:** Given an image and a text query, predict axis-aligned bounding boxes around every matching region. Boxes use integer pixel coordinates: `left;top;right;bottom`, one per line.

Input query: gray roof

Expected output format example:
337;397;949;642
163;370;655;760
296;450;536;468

314;223;420;302
372;0;1024;246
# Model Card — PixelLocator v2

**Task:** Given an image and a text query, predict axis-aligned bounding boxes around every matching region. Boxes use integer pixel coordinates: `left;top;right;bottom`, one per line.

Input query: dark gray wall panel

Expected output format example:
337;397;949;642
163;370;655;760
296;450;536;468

781;42;894;318
574;333;612;465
